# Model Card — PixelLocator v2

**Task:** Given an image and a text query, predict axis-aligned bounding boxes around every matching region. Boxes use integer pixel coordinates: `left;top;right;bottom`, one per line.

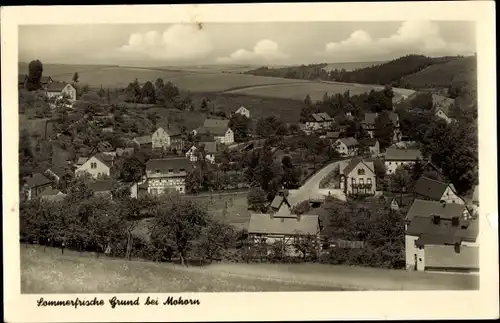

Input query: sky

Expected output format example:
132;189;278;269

18;21;476;66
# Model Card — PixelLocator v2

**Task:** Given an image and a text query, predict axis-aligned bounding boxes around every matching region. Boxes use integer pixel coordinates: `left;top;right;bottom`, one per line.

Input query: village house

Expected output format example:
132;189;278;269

432;94;455;124
247;196;322;258
23;173;53;201
338;158;376;196
233;106;250;118
387;193;414;211
362;112;402;142
145;157;192;195
414;176;465;204
39;187;67;202
195;119;234;145
405;199;478;272
268;190;292;214
44;165;72;188
305;113;333;132
359;138;380;156
334;137;359;157
185;141;218;164
75;153;115;179
132;136;152;149
152;124;185;152
88;180;114;199
45;82;77;102
384;147;423;174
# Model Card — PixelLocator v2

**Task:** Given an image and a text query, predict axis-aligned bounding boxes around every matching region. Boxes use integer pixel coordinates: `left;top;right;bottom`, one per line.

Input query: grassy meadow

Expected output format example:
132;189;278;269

21;244;478;293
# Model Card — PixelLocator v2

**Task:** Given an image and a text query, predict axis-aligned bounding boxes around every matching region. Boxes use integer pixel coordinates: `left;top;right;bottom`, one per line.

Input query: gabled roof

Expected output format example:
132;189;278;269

133;136;152;145
270;195;291;211
236;106;249;113
25;173;52;188
76;157;89;166
46;165;69;178
39;187;64;197
310;113;332;122
88;179;114;192
199;141;218;154
385;148;422;161
406;199;466;222
248;214;319;235
93;153;114;168
362;113;378;125
326;131;340;139
46;82;69;92
407;216;478;243
337;137;359;147
359;138;379;147
432;94;455;115
340;158;375;177
317;112;333;121
388;193;414;207
156;124;182;137
414;176;451;201
203;119;229;129
424;245;479;269
146;157;192;174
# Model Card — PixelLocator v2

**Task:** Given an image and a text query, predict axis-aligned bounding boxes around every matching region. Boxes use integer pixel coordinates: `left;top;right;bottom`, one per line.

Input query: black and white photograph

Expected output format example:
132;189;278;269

2;2;498;322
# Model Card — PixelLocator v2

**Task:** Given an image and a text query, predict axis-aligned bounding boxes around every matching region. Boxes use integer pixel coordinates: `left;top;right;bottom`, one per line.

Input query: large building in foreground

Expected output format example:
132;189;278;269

145;157;192;195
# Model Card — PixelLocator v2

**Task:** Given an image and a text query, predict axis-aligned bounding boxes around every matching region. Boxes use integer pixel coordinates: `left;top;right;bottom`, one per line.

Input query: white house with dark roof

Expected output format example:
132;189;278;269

305;113;333;132
24;173;53;201
334;137;359;157
75;153;114;179
339;158;376;196
432;94;455;124
39;187;67;202
45;82;77;102
185;141;218;164
384;147;423;174
195;119;234;145
234;106;250;118
145;157;192;195
152;124;184;152
404;199;478;272
413;176;464;205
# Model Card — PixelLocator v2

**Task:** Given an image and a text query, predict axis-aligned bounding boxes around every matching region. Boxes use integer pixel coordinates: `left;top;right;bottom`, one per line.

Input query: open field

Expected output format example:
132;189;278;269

224;81;415;102
21;245;478;293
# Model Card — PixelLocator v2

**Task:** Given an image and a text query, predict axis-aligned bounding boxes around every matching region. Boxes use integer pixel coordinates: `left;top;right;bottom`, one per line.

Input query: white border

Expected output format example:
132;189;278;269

2;2;498;322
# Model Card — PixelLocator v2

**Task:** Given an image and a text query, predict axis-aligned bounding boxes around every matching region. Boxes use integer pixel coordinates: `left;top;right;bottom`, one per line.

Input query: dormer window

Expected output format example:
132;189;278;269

358;168;365;175
168;169;174;173
179;168;185;172
155;169;160;174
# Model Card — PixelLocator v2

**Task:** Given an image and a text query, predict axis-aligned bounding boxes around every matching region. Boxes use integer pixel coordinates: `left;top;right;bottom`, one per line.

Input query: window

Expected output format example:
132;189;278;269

359;178;364;185
367;178;372;185
351;178;356;184
179;168;185;172
168;169;174;173
90;162;97;169
155;169;160;174
388;162;392;165
357;168;365;175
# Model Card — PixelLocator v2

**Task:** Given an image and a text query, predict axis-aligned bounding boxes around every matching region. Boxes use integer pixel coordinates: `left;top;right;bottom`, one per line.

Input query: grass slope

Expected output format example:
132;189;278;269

21;245;478;293
400;56;477;90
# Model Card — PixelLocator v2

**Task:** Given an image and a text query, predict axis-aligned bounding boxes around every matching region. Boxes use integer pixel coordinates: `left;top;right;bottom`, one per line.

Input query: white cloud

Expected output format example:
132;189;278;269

217;39;289;64
118;24;214;61
319;21;473;62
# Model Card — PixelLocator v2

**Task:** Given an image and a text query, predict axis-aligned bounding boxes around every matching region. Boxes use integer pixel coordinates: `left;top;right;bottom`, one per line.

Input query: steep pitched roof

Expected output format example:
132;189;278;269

93;153;114;168
414;176;451;201
146;157;192;174
340;158;375;177
199;141;218;154
385;148;422;161
388;194;414;207
362;113;378;125
88;179;114;192
317;112;333;121
407;215;478;243
133;136;152;145
39;187;63;197
203;119;229;129
248;214;319;235
424;245;479;269
359;138;379;147
406;199;466;221
157;124;182;137
46;82;69;92
326;131;340;139
270;195;291;210
25;173;52;188
46;165;70;178
432;94;455;114
338;137;359;147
